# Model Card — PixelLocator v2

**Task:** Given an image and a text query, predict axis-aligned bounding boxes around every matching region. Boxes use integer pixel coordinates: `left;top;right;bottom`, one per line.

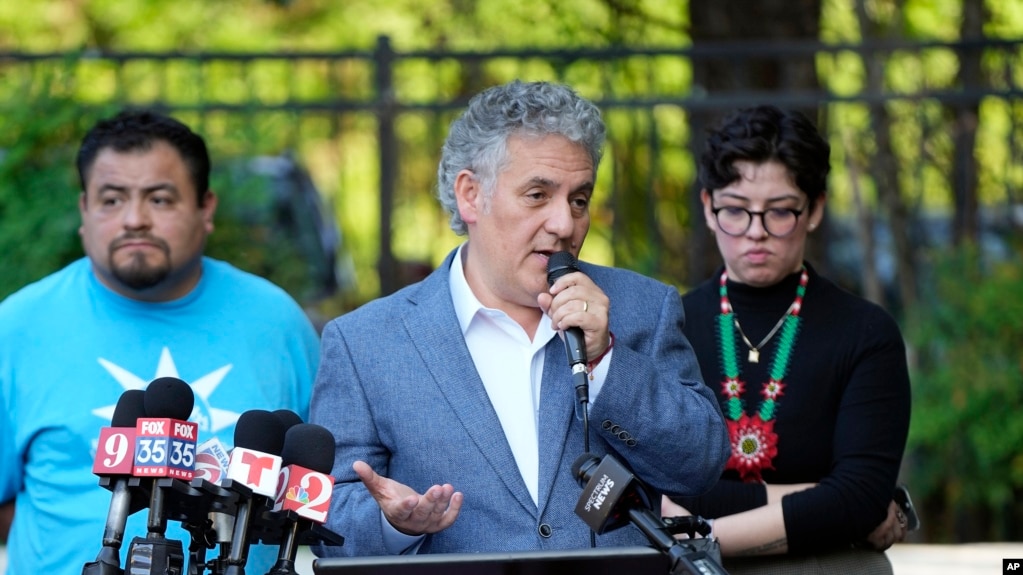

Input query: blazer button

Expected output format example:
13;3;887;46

538;523;553;538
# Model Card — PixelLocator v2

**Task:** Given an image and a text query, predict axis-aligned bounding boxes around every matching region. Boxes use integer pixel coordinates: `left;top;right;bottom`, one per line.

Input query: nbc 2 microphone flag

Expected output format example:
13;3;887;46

273;465;335;523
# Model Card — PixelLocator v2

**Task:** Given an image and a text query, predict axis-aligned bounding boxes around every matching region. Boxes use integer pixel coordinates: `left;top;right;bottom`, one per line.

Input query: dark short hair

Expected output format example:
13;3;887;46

76;109;211;206
698;105;831;206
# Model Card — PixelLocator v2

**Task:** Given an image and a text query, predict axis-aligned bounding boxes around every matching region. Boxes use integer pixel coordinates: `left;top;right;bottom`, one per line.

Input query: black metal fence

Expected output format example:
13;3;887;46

2;36;1021;301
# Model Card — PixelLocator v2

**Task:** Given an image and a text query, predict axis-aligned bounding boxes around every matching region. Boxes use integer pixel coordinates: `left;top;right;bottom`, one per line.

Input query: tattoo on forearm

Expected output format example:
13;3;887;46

734;537;788;556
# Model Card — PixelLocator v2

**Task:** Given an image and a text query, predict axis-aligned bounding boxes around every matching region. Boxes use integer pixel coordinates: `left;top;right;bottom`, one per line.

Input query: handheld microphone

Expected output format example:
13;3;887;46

198;411;300;573
572;452;657;536
223;409;287;575
267;423;338;575
546;251;588;369
272;423;335;522
547;251;591;448
192;435;233;570
83;389;148;575
272;409;304;431
196;408;292;560
572;453;728;575
194;436;230;486
135;377;199;480
125;377;197;575
226;410;286;497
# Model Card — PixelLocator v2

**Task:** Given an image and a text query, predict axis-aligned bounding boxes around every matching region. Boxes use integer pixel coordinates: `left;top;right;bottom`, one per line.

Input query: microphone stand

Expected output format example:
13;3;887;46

265;512;303;575
263;510;345;575
183;515;217;575
572;453;729;575
182;485;233;575
220;479;265;575
630;510;726;575
81;555;124;575
266;525;301;575
125;478;186;575
184;479;244;575
82;476;134;575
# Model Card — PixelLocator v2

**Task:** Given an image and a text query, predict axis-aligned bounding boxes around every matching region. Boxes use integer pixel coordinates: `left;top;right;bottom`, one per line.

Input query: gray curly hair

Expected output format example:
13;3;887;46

436;80;606;235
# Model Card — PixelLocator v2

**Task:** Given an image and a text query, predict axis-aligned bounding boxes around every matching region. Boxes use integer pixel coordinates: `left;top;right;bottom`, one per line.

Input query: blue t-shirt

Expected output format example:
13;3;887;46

0;257;320;575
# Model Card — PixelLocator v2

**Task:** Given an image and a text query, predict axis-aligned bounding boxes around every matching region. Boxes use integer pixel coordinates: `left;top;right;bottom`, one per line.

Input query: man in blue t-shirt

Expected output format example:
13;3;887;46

0;110;320;575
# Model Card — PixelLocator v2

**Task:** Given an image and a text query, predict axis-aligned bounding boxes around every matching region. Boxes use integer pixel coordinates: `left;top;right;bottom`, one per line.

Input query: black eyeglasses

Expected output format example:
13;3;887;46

711;205;805;237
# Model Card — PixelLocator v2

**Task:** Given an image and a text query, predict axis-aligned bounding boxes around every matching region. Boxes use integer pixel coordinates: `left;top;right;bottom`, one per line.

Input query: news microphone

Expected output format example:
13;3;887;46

194;436;230;486
547;251;592;452
83;389;148;575
273;423;335;522
227;409;286;497
223;409;287;575
135;376;199;480
546;251;588;369
267;423;337;575
272;409;304;431
198;412;299;511
572;453;728;575
125;377;197;575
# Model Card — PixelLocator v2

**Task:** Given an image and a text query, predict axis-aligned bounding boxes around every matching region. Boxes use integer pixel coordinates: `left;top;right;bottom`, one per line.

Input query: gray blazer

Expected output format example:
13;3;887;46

310;249;729;556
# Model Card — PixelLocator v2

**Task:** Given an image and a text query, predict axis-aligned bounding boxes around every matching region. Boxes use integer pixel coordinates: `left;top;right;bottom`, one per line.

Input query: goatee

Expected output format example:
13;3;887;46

112;252;170;290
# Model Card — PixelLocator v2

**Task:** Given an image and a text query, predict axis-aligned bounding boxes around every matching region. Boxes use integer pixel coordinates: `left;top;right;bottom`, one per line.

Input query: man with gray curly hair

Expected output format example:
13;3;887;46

310;80;729;556
436;79;606;236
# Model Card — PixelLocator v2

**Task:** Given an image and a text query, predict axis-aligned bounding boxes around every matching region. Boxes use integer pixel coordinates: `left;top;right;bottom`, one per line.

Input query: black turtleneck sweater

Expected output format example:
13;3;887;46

677;263;911;554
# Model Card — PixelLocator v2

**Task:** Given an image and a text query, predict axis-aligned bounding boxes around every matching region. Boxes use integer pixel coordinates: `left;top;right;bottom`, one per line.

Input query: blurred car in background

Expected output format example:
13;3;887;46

210;154;355;322
826;207;1017;312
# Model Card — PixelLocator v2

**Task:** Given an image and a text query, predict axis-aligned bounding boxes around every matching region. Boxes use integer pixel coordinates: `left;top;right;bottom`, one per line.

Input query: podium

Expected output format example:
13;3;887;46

313;545;670;575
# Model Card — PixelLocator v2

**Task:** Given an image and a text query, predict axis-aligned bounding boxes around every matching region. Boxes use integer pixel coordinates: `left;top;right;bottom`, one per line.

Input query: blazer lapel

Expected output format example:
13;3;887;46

535;336;576;514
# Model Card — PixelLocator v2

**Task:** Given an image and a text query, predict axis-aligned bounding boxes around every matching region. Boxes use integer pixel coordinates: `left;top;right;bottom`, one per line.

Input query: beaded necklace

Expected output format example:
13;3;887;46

717;267;807;483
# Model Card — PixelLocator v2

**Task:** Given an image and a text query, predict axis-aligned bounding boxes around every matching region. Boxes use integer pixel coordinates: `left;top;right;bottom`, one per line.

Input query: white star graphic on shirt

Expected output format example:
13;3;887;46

90;347;241;435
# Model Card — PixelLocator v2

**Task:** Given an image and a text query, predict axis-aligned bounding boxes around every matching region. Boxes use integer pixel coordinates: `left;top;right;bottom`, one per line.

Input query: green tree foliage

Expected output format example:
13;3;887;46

0;73;113;299
905;243;1023;541
0;0;686;52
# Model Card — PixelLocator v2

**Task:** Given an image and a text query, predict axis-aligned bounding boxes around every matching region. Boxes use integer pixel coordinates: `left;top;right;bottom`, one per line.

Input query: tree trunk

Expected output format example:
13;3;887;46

842;133;884;305
951;0;986;247
855;0;918;314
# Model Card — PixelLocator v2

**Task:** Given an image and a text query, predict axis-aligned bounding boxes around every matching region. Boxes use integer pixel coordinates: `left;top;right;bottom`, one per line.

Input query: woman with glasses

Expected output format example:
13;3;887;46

661;105;912;574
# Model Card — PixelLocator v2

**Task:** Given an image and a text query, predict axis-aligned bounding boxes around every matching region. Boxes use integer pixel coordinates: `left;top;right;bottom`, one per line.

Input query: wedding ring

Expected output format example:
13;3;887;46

582;301;589;313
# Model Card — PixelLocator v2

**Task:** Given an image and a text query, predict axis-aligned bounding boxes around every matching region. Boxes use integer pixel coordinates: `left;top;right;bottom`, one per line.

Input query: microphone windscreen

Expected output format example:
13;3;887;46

143;377;194;420
272;409;304;431
572;452;600;485
281;423;335;473
234;409;286;455
111;389;147;426
547;251;580;287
